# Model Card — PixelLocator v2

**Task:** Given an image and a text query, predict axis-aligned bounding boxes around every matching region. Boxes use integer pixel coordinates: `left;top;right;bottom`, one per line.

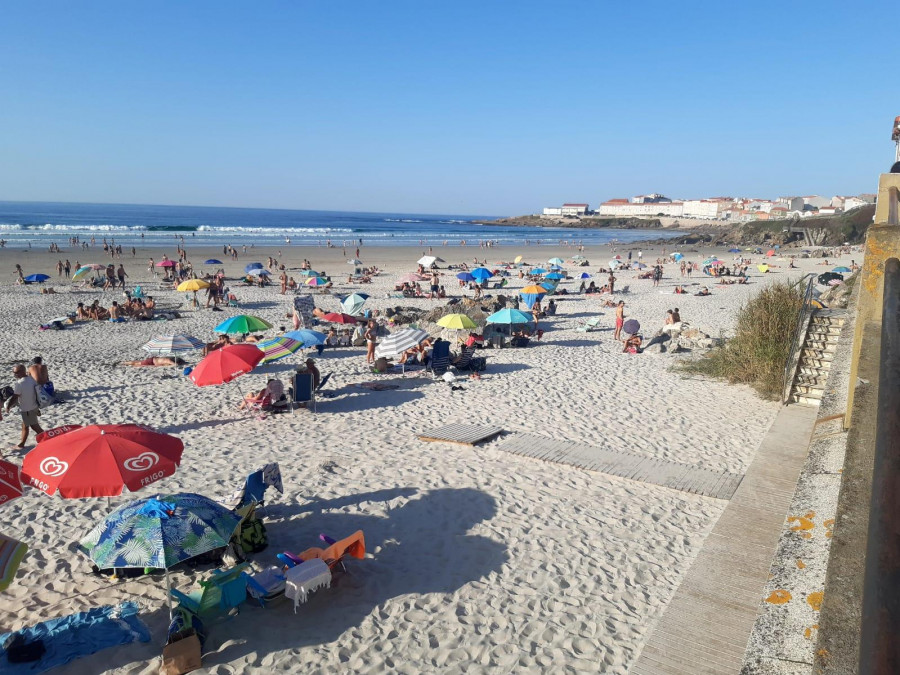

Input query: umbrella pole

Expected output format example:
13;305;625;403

166;567;173;622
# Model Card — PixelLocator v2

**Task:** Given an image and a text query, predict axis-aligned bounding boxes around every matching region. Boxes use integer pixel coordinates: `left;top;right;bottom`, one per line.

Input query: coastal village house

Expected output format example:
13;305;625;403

542;203;590;216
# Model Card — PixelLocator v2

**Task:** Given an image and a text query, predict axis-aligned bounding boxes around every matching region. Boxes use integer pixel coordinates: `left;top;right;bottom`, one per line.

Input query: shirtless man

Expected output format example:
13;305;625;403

614;301;626;342
28;357;49;386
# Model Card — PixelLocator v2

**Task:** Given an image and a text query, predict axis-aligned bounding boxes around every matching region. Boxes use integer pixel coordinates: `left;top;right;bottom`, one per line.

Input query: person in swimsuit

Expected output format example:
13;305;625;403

614;301;625;342
365;320;377;364
120;357;185;367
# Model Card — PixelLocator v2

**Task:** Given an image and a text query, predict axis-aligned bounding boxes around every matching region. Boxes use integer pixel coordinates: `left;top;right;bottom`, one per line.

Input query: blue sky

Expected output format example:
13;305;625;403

0;1;895;215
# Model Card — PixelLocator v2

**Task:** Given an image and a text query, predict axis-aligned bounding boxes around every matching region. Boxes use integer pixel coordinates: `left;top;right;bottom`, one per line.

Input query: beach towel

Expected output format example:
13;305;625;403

0;601;150;674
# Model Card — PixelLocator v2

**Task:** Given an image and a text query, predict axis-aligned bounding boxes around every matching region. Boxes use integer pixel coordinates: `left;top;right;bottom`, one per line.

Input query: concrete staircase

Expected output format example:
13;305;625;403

788;309;845;406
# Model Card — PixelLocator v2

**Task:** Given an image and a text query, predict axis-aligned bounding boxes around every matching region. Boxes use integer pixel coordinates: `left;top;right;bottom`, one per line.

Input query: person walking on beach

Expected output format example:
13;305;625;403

364;320;377;364
4;364;44;450
652;265;662;287
56;260;63;277
64;260;71;278
116;264;127;289
614;301;626;342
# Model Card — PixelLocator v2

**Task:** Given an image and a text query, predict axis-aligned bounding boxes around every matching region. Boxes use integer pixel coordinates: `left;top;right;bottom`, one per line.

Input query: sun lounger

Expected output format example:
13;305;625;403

576;317;602;332
246;566;287;608
278;530;366;575
283;558;331;612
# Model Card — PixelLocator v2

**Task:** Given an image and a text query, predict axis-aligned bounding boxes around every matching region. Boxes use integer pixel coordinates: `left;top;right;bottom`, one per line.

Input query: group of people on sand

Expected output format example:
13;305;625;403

76;296;156;322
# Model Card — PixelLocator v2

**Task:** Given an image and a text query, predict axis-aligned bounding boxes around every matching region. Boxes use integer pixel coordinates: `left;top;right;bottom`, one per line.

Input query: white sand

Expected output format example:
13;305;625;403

0;242;859;673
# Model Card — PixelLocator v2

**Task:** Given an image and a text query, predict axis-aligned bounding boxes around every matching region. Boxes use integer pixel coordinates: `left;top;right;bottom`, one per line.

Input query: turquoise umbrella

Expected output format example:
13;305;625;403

299;270;319;277
531;268;547;275
545;272;564;280
341;293;368;316
486;308;533;324
832;266;851;273
471;268;493;281
548;257;565;266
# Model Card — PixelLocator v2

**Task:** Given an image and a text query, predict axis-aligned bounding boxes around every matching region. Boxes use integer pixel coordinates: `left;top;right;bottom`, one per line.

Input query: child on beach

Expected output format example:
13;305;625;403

614;301;625;341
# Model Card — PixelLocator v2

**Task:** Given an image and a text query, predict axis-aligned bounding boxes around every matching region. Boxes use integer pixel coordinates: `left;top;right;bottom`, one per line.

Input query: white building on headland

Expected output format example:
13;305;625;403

597;197;684;217
542;203;589;216
682;199;723;219
561;203;589;216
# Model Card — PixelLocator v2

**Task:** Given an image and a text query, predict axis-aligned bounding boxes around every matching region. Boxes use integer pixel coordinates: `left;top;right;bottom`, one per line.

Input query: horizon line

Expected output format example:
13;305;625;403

0;198;501;220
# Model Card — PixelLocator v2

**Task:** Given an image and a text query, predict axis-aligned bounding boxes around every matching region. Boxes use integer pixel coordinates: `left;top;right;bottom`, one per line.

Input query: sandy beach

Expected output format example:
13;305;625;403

0;240;859;674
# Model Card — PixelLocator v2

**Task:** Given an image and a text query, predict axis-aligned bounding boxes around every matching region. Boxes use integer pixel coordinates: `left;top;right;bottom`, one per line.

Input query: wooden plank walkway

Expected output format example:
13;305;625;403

631;404;818;675
417;423;505;446
494;434;744;500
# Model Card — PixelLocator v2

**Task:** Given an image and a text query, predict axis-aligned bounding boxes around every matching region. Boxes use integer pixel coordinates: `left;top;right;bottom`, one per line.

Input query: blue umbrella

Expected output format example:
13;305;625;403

204;259;223;265
832;266;851;273
580;272;591;279
284;329;327;347
471;268;493;281
672;253;684;261
24;274;50;283
540;281;558;293
456;272;475;282
79;493;242;613
634;263;647;270
486;308;533;324
728;248;741;253
545;272;564;280
244;262;264;273
623;319;641;335
519;293;543;309
247;268;271;277
531;268;547;275
298;269;320;277
549;264;563;271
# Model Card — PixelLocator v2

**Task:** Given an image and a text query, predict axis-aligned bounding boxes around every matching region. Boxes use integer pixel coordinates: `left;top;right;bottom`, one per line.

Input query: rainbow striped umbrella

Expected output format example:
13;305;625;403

255;337;302;363
0;533;27;592
306;276;329;286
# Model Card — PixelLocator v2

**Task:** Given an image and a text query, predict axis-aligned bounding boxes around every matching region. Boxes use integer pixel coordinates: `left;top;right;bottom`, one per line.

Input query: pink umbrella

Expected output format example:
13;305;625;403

156;260;177;268
88;263;107;271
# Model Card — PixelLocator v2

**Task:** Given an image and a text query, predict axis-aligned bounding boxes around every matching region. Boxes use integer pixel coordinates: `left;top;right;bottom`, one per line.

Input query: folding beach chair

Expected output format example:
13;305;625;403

169;563;250;623
221;463;284;511
427;340;451;378
291;372;316;412
277;530;366;575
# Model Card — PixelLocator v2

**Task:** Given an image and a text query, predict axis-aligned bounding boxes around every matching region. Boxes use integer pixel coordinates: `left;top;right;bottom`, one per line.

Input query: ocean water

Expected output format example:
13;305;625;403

0;201;674;248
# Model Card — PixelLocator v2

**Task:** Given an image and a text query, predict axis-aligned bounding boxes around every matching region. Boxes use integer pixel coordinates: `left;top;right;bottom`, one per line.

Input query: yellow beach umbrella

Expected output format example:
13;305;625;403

521;284;547;295
514;255;523;264
177;279;210;308
177;279;210;292
757;264;770;273
437;313;477;330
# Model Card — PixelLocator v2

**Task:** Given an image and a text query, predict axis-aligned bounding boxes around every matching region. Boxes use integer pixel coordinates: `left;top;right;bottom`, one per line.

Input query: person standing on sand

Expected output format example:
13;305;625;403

64;260;71;278
614;301;626;342
365;320;377;364
4;364;44;450
56;260;63;277
608;272;616;295
279;271;288;295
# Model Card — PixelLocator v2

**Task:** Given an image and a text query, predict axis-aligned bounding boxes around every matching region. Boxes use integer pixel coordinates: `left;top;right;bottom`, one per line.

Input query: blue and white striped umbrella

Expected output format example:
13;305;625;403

143;335;205;356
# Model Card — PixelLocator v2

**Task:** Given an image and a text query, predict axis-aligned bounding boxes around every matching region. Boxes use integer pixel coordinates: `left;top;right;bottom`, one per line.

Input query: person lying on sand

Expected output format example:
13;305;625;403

203;335;232;355
696;287;711;296
120;356;186;367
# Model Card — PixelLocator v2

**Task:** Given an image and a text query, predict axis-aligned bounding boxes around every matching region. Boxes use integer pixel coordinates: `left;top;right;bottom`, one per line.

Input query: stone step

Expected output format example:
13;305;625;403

797;365;829;377
792;383;824;396
807;326;843;337
796;375;826;388
810;316;845;326
800;347;834;360
790;393;822;406
802;339;837;353
798;359;833;372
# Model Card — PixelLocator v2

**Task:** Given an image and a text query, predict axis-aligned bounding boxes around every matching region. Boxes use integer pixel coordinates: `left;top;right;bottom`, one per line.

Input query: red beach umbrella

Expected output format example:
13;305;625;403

766;250;775;257
189;344;263;387
22;424;184;498
322;312;359;324
0;460;24;506
156;260;177;268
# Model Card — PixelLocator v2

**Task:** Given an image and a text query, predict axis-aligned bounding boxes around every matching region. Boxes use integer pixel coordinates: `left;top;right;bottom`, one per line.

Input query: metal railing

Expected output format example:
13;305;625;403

782;273;818;403
859;257;900;673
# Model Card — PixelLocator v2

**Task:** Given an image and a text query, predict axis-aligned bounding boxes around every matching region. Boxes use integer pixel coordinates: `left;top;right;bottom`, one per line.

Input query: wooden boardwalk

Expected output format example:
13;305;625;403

417;423;505;446
631;404;818;674
494;434;744;500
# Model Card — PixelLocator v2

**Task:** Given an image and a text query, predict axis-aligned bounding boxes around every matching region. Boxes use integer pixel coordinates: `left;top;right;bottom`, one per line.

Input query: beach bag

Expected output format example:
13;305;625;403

238;516;268;554
160;630;201;675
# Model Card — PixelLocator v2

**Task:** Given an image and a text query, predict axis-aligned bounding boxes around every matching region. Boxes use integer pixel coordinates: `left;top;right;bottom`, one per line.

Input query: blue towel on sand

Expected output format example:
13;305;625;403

0;601;150;674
